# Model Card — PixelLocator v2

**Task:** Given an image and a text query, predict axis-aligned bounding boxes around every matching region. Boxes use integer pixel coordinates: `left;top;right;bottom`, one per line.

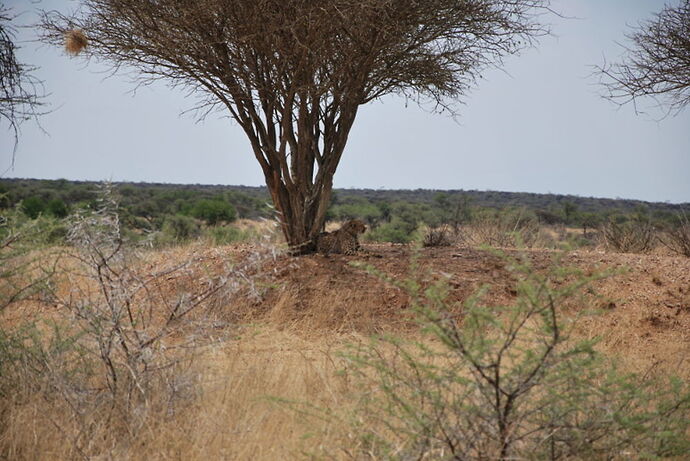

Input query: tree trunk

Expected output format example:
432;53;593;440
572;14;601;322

251;104;358;254
264;170;335;254
220;75;361;255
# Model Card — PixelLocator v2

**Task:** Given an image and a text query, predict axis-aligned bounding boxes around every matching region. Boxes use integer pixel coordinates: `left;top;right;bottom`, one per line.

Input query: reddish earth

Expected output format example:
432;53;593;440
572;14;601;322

224;243;690;377
3;243;689;377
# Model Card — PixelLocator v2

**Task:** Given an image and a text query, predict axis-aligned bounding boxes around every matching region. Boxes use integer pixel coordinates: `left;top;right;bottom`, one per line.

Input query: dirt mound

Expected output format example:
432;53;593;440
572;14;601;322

3;243;688;377
237;245;514;332
216;244;690;376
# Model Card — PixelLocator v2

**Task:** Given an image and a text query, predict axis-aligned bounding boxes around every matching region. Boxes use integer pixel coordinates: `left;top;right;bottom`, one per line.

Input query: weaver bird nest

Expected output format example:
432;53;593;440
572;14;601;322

65;29;88;56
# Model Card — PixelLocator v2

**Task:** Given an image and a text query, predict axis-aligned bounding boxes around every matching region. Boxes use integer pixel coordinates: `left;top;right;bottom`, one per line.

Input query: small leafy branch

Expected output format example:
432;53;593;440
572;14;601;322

346;252;690;460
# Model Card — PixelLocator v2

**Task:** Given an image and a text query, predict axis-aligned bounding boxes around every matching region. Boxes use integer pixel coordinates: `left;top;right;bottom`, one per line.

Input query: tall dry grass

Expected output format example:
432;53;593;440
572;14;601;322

2;290;689;459
1;328;364;460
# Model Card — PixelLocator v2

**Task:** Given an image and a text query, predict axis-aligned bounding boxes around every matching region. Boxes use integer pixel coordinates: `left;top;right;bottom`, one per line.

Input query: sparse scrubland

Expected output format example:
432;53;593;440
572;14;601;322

2;0;688;455
1;184;689;460
2;178;690;254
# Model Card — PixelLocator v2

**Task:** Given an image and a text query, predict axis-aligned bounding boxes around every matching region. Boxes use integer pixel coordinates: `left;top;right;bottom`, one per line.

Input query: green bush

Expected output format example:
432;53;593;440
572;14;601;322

365;217;418;243
329;199;382;225
46;224;68;245
0;190;10;210
126;215;155;232
157;215;201;245
346;253;690;460
191;199;237;225
131;200;158;218
20;196;46;219
46;199;69;218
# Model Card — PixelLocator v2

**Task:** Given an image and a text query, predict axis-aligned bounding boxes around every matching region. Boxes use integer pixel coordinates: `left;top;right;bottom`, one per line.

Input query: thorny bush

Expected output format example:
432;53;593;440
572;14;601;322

345;252;690;460
0;183;282;457
601;216;656;254
660;212;690;258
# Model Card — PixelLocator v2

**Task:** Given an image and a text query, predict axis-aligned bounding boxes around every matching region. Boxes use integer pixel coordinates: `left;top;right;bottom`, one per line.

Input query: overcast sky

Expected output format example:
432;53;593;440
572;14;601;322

1;0;689;203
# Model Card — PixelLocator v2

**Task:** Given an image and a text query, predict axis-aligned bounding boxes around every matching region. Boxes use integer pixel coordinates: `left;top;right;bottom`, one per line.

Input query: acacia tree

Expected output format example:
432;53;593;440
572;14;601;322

599;0;690;115
41;0;549;253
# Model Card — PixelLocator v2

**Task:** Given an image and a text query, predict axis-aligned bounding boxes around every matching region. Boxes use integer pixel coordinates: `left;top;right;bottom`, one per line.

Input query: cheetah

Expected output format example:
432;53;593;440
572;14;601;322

316;219;367;255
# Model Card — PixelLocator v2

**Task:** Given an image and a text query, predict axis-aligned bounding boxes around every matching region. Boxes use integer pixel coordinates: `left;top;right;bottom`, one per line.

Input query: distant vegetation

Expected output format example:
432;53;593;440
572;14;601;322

0;178;688;251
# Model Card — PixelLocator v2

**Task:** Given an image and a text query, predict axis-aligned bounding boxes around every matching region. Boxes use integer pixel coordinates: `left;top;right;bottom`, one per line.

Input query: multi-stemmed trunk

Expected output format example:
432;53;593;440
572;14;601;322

256;114;357;253
229;91;361;253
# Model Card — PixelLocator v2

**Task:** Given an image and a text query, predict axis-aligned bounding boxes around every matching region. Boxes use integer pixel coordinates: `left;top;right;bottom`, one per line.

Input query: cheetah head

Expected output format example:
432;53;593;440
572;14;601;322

342;219;367;236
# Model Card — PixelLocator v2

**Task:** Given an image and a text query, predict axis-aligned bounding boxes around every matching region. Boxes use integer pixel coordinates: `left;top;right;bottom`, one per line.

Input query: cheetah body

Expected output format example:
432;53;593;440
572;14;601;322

316;219;367;255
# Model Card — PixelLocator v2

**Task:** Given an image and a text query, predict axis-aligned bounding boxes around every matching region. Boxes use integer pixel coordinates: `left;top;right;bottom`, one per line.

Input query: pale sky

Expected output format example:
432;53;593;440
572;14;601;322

1;0;689;203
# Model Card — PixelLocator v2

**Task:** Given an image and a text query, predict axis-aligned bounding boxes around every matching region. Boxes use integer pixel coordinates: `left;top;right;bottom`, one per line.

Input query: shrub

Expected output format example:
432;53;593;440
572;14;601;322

563;232;595;249
159;215;201;245
422;225;453;247
601;216;656;253
191;199;237;225
131;199;158;218
0;211;62;310
0;183;282;458
330;199;382;226
127;215;155;232
660;212;690;257
59;188;214;410
0;190;10;209
346;253;690;459
46;224;68;245
460;207;540;248
20;196;45;219
536;208;562;225
579;211;603;238
46;198;69;218
365;217;418;244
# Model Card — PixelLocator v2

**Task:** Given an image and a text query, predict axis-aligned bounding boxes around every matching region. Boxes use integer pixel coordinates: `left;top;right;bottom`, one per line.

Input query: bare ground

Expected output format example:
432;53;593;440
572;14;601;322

202;244;689;376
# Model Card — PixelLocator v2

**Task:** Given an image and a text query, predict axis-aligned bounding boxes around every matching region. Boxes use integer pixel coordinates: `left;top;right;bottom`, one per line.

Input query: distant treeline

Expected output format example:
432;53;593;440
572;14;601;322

1;178;688;245
0;178;271;220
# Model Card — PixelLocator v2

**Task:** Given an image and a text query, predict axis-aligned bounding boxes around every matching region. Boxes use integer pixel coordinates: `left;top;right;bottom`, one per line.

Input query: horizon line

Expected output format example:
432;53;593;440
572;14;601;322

2;175;688;206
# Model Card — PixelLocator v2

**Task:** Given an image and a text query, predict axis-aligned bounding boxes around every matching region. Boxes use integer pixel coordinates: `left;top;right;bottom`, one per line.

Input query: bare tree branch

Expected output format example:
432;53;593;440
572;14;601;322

0;2;45;160
598;0;690;116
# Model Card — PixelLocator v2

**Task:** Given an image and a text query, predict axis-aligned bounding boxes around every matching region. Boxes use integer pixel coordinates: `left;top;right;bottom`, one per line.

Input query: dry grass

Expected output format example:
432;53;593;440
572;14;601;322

1;328;362;460
1;241;689;459
163;330;356;460
3;326;688;460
